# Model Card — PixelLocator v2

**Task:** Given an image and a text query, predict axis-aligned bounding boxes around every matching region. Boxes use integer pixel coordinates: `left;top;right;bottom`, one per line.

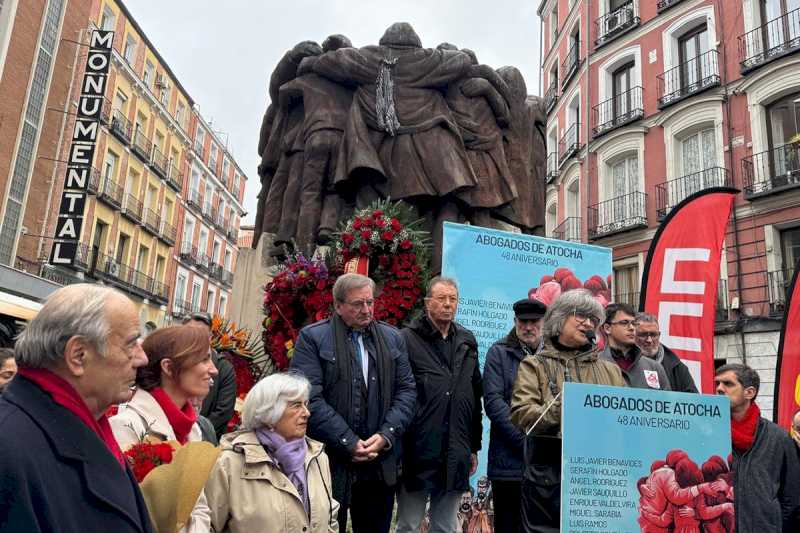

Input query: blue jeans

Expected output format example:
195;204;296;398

395;484;462;533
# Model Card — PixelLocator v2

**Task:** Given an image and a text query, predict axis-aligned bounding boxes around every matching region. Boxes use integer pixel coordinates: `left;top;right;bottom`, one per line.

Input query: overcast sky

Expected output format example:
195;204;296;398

129;0;542;223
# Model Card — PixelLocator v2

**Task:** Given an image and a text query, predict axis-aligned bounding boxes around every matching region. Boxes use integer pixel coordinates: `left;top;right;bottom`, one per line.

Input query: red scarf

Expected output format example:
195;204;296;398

18;367;125;467
149;387;197;444
731;402;760;453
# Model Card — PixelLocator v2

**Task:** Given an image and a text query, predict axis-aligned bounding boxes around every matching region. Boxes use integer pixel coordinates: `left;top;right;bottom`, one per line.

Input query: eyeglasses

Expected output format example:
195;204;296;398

636;332;661;339
608;319;639;328
344;299;375;309
572;311;600;328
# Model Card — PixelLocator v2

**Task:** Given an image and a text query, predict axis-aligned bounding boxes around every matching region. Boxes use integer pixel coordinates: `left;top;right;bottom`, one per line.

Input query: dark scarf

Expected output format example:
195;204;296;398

17;367;125;467
331;313;394;430
150;387;197;444
731;402;760;453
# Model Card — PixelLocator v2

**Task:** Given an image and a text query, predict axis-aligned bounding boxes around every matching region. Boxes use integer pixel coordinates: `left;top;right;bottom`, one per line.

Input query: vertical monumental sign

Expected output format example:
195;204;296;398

49;30;113;265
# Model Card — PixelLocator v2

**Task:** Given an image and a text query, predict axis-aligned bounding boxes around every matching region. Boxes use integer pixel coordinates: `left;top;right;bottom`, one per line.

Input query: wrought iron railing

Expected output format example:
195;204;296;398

595;0;639;47
172;299;193;318
546;152;558;183
179;243;198;266
657;49;720;108
558;123;581;165
122;194;143;224
110;110;132;144
561;40;581;88
85;167;101;195
187;189;203;211
592;86;643;138
196;252;211;272
209;263;224;281
159;219;176;245
768;268;796;314
656;0;684;13
143;207;160;235
543;78;558;115
221;268;234;287
738;8;800;72
150;145;168;178
588;191;648;239
227;226;238;242
613;291;640;307
98;177;124;208
742;143;800;198
166;162;184;192
552;217;582;242
131;129;153;162
655;166;731;219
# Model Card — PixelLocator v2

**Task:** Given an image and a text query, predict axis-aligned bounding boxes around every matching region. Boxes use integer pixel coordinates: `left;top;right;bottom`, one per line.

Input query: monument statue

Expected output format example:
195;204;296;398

253;22;546;272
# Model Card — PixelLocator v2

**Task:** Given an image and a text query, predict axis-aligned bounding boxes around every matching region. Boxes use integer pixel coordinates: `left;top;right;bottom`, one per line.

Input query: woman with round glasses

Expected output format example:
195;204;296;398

510;289;625;533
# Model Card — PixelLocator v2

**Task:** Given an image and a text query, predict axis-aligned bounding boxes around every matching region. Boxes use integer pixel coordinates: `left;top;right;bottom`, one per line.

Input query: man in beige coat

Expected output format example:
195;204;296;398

510;289;625;532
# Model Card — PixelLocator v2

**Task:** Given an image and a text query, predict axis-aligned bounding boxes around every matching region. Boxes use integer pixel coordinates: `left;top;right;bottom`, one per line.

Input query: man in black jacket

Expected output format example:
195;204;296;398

186;313;237;437
0;284;153;532
635;312;698;393
397;276;483;533
715;363;800;532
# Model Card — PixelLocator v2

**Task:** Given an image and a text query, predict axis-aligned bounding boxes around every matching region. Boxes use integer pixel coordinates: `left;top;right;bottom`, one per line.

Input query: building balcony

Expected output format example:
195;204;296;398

588;191;648;239
121;194;143;224
595;0;639;48
85;167;102;195
172;298;193;318
179;243;199;267
738;8;800;73
221;268;234;288
150;279;170;304
546;152;558;183
226;226;238;242
655;166;732;220
159;219;177;246
656;0;684;13
657;50;720;109
592;86;643;138
166;162;184;193
214;212;227;231
196;252;211;272
93;252;134;289
202;202;214;220
98;178;124;209
142;207;160;235
187;189;203;212
768;268;795;315
109;110;132;145
150;146;168;179
131;129;153;163
561;41;581;89
552;217;582;242
209;263;224;281
742;143;800;199
98;98;112;126
558;123;582;167
543;78;558;115
613;291;640;307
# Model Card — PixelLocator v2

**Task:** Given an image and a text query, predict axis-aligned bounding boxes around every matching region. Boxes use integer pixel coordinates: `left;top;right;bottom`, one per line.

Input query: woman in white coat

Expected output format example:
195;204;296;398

111;324;219;533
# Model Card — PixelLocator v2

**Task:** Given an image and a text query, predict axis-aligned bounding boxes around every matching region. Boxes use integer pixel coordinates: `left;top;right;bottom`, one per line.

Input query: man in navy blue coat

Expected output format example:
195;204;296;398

483;298;547;533
290;273;416;533
0;284;153;533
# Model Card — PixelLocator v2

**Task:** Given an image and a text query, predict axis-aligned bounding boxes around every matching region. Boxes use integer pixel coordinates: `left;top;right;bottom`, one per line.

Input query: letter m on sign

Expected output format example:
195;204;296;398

639;188;737;393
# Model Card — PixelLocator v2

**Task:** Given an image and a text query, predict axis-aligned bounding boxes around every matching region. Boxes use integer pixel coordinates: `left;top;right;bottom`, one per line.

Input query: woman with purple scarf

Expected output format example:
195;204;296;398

204;372;339;532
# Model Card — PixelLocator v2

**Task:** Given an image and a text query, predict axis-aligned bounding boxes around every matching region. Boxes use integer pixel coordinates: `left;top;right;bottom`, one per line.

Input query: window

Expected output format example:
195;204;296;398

546;203;557;237
155;256;165;281
175;273;187;305
143;61;154;88
609;154;639;197
92;221;107;254
113;90;127;114
183;218;195;249
199;229;208;256
100;6;116;31
176;102;186;128
103;151;118;185
219;294;227;316
550;4;559;47
222;158;230;180
612;62;634;119
760;0;800;50
613;264;640;306
209;144;218;171
566;179;580;219
123;35;137;64
678;25;710;88
680;127;717;179
212;240;221;263
116;233;130;264
191;282;202;312
195;127;205;155
136;245;149;273
206;289;215;314
781;227;800;272
766;91;800;149
160;85;170;107
224;249;232;270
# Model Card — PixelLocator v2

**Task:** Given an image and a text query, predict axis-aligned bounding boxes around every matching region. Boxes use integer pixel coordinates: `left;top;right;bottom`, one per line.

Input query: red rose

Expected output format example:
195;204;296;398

361;217;372;227
361;230;371;240
391;218;402;232
359;243;369;254
378;255;390;267
400;239;413;250
372;210;384;219
353;218;363;230
382;230;394;241
342;233;354;245
375;218;386;228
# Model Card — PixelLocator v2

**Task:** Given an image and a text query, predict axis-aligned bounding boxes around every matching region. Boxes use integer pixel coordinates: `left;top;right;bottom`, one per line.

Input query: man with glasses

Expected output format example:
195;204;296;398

635;312;698;393
290;273;416;533
601;303;671;390
397;276;483;533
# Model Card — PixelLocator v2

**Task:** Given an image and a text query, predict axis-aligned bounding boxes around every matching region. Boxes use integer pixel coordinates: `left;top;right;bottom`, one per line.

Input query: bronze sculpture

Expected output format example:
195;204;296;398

253;23;546;272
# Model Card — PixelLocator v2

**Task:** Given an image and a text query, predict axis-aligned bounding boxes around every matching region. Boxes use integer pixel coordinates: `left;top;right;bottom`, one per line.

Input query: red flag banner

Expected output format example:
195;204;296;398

639;188;737;393
774;263;800;428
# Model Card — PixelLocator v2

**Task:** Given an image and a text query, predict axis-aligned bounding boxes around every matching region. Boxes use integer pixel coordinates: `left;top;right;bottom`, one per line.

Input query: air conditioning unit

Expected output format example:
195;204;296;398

106;259;120;276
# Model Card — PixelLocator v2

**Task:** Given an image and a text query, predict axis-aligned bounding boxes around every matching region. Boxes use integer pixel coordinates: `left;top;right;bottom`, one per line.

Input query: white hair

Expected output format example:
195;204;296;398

242;371;311;430
15;284;122;368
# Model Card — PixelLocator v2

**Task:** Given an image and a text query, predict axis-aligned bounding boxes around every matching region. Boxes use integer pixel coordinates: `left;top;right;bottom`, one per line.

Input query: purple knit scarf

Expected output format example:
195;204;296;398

255;428;310;515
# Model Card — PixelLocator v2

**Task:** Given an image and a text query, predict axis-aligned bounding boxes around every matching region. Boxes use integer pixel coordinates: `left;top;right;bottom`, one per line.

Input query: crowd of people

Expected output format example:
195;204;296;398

0;277;799;533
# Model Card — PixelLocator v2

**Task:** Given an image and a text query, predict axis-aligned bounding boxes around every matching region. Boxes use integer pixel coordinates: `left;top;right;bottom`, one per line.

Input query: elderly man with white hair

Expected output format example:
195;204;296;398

204;372;339;532
0;284;152;532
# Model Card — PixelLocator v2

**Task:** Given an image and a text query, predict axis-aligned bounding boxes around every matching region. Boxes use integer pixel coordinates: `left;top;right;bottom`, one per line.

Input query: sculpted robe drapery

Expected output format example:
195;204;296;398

311;45;479;201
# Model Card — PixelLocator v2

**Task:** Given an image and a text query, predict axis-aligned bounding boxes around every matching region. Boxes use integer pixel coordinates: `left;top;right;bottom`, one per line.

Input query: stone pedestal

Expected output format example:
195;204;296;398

228;236;276;334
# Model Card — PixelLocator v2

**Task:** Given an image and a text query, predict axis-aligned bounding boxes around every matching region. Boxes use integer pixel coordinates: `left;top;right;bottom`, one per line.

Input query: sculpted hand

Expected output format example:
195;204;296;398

711;479;728;493
677;506;695;519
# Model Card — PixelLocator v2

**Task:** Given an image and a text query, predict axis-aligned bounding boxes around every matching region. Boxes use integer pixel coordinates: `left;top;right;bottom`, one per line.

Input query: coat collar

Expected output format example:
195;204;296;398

409;316;476;349
601;343;643;366
4;376;148;531
119;388;175;441
224;430;325;469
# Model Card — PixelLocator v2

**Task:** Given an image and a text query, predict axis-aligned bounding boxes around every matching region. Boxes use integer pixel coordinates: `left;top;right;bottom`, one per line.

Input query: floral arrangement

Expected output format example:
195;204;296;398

529;267;612;307
261;199;430;371
210;317;269;431
124;441;176;483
